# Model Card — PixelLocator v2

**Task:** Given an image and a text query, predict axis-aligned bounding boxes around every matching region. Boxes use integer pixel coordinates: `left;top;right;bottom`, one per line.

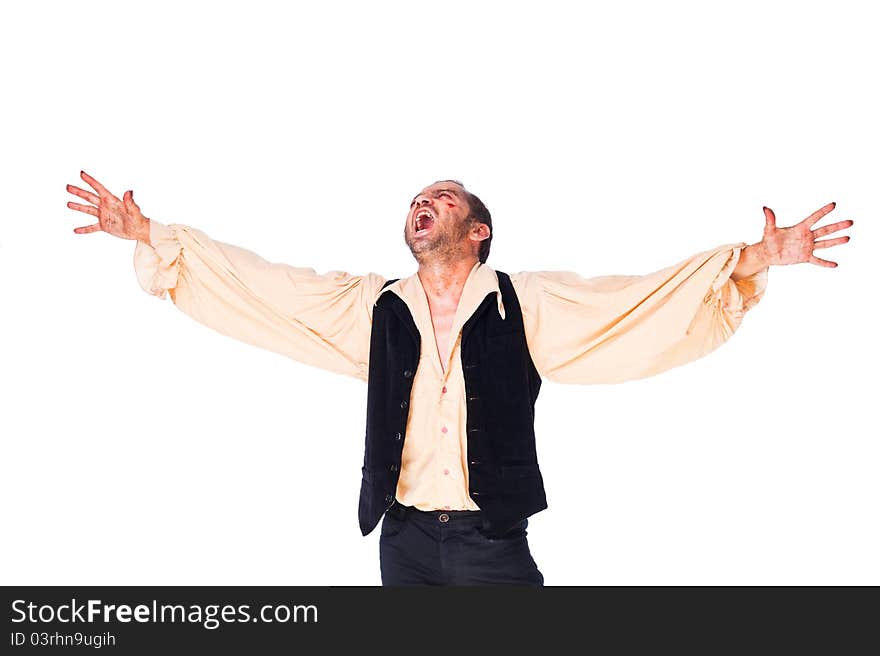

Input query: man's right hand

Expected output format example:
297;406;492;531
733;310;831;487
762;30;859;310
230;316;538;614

67;170;151;244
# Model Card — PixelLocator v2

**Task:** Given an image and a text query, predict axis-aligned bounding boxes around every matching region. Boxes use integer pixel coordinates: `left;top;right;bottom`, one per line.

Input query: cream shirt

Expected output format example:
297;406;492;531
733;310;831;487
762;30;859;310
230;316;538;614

134;220;768;511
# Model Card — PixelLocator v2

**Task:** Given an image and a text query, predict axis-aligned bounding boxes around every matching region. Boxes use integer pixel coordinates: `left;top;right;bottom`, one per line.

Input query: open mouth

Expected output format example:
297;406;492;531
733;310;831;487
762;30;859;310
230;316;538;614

414;209;435;236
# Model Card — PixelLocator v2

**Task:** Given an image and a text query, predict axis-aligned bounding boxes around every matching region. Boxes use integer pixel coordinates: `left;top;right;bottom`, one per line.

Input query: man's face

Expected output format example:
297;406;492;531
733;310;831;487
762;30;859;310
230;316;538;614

403;182;477;263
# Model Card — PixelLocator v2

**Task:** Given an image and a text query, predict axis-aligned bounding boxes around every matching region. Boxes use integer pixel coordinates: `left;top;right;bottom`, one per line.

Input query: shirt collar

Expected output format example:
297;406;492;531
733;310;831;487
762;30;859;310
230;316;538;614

377;261;506;324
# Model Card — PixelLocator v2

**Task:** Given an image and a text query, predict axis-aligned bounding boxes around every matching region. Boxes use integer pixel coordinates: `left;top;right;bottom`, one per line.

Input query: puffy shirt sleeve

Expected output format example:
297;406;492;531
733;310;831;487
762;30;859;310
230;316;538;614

510;243;768;384
133;219;386;381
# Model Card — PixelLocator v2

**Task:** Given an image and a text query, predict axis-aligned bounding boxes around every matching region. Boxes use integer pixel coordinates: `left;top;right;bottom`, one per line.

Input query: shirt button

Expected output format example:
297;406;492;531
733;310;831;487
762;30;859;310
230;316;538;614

441;426;448;434
438;513;450;523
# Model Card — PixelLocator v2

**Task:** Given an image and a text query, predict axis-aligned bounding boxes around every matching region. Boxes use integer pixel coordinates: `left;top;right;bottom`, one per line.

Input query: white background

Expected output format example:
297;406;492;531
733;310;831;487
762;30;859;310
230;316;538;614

1;0;876;585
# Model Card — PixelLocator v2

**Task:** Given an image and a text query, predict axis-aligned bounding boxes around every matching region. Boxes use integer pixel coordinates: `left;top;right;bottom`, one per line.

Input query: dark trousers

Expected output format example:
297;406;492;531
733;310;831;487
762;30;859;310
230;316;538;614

379;503;544;586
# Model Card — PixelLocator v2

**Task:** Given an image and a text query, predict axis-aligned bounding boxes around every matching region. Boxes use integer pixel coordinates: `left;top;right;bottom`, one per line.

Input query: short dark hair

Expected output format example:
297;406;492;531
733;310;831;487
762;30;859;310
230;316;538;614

436;180;492;263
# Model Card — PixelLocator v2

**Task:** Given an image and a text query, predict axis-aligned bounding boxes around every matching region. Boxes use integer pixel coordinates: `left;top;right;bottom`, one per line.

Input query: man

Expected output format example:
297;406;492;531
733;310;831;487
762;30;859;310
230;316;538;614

66;171;853;585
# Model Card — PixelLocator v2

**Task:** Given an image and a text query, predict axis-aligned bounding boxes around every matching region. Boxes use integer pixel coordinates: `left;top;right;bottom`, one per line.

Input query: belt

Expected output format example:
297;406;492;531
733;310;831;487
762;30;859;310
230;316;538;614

387;502;484;524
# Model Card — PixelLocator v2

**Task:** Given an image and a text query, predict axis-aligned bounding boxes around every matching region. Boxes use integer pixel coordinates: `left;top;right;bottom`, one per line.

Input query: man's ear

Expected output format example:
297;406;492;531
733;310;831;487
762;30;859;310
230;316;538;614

470;222;490;242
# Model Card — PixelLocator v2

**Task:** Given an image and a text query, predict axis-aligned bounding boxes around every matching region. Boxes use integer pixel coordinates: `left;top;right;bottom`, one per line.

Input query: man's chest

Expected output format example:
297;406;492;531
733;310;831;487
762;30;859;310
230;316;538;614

426;303;458;375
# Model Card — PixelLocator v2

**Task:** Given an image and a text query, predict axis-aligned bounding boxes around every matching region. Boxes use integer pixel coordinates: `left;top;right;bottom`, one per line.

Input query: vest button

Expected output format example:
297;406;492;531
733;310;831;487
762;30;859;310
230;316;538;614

384;494;393;504
471;491;481;497
469;460;481;466
400;400;408;409
438;513;450;523
390;463;399;472
395;432;403;441
403;369;413;378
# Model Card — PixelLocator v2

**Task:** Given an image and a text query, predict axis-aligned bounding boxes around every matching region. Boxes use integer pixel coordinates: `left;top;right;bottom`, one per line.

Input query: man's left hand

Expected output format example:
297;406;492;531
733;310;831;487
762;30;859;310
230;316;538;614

732;202;853;280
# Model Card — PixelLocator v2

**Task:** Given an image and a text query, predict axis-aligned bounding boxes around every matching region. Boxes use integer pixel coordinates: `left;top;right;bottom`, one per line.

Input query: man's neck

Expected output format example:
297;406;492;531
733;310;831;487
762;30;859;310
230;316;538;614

417;257;479;306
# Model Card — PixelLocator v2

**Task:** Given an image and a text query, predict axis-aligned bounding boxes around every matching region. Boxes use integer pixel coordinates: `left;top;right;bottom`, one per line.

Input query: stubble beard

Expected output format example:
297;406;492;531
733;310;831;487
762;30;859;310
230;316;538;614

405;220;472;266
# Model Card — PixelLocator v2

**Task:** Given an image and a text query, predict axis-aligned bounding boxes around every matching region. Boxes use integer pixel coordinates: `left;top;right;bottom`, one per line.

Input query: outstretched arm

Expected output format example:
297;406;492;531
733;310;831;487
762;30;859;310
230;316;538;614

512;203;853;385
67;171;385;381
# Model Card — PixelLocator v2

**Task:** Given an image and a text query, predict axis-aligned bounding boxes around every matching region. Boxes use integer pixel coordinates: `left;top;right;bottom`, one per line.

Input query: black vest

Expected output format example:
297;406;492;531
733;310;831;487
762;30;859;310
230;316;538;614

358;270;547;538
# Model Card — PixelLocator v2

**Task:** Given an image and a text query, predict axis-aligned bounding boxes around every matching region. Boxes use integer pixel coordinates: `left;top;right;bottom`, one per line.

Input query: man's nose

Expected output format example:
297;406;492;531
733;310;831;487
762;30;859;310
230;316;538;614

414;196;431;207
